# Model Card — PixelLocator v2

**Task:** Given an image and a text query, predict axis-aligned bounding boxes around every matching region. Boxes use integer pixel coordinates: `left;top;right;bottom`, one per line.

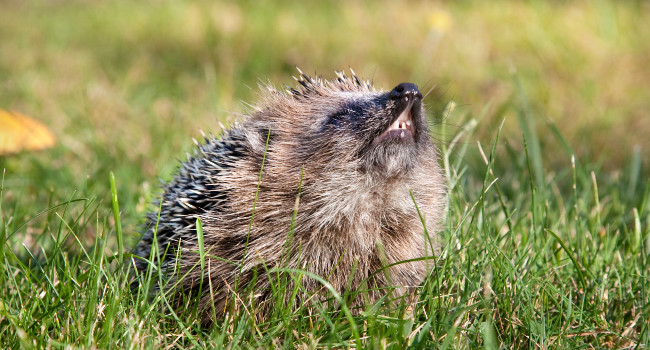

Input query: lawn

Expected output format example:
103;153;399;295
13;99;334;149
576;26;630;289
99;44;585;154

0;0;648;348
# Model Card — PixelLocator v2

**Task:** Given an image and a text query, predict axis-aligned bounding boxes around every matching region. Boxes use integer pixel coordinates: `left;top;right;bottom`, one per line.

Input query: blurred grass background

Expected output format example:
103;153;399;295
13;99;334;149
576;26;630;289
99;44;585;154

2;0;649;245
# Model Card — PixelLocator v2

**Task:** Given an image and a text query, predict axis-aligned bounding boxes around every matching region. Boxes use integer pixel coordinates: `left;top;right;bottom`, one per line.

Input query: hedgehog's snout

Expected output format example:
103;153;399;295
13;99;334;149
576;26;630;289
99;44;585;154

390;82;422;101
375;83;422;142
391;82;422;132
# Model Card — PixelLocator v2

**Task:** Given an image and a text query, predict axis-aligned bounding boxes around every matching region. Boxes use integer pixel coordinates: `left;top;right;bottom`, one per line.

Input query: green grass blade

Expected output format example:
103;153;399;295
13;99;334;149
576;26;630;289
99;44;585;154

109;172;123;264
546;229;588;290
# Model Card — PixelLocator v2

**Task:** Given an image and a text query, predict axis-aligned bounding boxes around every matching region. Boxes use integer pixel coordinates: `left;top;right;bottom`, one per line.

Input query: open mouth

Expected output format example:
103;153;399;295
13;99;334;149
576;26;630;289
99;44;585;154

375;98;417;143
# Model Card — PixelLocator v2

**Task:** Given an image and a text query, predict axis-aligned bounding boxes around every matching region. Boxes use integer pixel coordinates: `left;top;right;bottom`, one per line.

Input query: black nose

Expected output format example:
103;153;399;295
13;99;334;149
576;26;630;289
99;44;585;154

390;83;422;100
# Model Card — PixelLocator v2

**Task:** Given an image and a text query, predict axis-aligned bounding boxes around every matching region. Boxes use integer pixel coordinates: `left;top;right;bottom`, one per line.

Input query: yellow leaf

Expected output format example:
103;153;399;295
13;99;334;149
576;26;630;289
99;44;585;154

0;109;56;155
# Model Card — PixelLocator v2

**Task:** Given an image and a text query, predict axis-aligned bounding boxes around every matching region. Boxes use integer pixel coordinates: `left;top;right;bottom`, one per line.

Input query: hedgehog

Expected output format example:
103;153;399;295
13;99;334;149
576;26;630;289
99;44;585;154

133;69;447;324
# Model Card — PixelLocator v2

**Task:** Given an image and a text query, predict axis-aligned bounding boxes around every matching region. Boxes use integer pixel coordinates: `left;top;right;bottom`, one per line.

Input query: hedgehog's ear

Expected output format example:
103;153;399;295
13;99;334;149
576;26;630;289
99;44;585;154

245;129;263;155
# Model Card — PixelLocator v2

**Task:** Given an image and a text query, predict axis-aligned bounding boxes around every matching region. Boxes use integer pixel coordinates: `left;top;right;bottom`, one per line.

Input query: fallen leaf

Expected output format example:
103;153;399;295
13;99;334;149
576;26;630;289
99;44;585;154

0;109;56;155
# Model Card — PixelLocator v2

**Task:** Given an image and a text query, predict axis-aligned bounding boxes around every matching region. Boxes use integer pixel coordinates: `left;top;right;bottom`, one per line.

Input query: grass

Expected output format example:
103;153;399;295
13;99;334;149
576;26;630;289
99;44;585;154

1;0;649;348
2;107;648;348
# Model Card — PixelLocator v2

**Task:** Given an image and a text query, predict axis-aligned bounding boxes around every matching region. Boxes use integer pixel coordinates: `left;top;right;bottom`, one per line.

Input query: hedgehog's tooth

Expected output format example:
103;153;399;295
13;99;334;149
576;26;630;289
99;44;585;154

406;120;411;127
400;130;405;138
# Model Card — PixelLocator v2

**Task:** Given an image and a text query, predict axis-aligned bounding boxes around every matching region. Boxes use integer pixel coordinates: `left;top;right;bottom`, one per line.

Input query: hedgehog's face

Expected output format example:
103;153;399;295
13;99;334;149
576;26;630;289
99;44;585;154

317;83;430;177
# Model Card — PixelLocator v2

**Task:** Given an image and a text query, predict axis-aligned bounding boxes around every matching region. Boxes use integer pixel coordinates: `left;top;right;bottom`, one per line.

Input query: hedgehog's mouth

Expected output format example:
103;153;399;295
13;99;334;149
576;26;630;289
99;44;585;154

375;99;417;143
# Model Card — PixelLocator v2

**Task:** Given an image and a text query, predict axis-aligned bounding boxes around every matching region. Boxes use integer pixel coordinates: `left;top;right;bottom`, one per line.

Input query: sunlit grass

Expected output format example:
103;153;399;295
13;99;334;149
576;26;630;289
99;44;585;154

2;108;648;347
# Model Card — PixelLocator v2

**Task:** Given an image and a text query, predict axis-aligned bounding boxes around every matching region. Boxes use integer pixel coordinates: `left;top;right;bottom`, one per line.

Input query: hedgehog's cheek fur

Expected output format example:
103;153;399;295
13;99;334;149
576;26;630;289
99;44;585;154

358;141;421;176
352;106;428;175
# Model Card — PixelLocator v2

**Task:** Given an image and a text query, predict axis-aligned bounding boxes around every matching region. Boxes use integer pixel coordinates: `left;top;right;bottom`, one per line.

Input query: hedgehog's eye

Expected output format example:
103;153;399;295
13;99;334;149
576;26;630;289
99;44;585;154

324;103;368;131
325;110;348;128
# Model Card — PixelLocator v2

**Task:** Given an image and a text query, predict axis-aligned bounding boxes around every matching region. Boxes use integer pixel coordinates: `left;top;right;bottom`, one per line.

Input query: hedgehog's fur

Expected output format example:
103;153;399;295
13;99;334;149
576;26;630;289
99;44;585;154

133;70;447;324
